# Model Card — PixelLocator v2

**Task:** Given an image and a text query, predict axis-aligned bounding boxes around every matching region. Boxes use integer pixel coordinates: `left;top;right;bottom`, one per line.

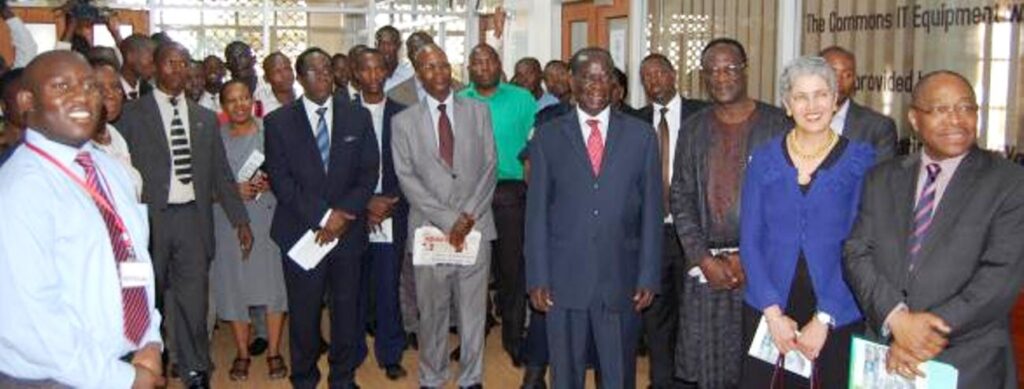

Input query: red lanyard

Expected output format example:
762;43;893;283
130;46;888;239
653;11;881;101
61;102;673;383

25;142;133;241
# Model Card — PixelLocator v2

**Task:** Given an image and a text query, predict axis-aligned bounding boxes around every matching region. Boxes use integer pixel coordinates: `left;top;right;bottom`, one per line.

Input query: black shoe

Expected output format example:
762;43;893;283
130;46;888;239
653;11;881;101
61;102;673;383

184;370;210;389
319;338;329;355
449;345;460;361
521;366;547;389
460;384;483;389
406;332;418;350
248;337;268;356
384;364;408;380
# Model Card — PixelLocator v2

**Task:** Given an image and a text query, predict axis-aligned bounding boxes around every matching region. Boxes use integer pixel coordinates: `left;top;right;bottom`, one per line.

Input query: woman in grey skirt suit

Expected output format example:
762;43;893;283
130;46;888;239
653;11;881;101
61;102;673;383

211;79;288;381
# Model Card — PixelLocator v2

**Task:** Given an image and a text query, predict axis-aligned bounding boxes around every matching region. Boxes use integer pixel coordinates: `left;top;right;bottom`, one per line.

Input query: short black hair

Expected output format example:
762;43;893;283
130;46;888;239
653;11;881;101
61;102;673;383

347;44;369;60
569;47;614;76
88;57;121;73
544;60;568;72
225;41;251;61
295;47;330;76
819;45;854;61
154;41;188;64
219;78;253;104
641;53;674;72
515;57;541;71
354;48;384;70
119;33;155;56
86;46;121;70
262;51;289;70
470;43;500;63
375;25;401;42
332;53;348;64
701;38;747;64
0;68;25;97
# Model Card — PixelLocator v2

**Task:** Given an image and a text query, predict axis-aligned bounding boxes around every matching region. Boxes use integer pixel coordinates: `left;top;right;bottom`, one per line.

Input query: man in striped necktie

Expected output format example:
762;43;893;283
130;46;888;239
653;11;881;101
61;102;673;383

844;70;1024;389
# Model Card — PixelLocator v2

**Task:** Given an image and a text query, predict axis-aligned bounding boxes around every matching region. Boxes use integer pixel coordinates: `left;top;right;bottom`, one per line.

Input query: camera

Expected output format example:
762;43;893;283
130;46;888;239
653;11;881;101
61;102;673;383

68;0;112;23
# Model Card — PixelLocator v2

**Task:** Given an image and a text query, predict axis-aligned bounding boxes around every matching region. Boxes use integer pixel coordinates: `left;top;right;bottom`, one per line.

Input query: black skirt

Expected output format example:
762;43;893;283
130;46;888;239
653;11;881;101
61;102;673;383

739;254;864;388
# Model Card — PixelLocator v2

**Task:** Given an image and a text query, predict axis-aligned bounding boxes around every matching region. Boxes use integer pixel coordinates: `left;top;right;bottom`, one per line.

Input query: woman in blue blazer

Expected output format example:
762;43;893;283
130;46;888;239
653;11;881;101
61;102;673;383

738;56;875;388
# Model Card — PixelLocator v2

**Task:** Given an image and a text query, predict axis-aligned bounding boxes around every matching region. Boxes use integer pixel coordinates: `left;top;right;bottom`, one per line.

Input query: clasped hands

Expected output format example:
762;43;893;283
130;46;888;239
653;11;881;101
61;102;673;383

529;287;655;314
237;172;270;202
315;208;357;245
763;305;829;361
447;212;475;252
885;310;951;379
700;252;745;290
366;195;400;233
130;342;165;389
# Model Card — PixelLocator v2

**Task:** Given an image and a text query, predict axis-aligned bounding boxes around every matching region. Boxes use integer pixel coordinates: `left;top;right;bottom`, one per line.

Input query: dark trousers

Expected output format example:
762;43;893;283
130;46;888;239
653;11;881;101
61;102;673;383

642;226;686;387
548;306;641;389
355;242;406;366
283;246;363;389
522;308;550;367
492;180;528;359
152;204;211;374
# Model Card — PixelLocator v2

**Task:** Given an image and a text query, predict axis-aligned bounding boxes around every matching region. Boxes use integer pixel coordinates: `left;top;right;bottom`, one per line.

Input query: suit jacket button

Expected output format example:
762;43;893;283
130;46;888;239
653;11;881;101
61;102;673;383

593;183;599;190
592;209;599;216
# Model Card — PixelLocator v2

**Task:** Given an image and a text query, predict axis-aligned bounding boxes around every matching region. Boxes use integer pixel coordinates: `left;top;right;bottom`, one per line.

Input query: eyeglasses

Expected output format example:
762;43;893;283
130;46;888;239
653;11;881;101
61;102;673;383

701;62;746;77
912;103;979;116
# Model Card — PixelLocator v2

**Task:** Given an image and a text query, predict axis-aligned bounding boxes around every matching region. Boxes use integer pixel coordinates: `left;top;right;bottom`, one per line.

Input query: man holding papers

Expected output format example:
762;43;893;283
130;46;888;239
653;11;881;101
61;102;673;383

263;47;379;389
844;70;1024;388
391;43;497;389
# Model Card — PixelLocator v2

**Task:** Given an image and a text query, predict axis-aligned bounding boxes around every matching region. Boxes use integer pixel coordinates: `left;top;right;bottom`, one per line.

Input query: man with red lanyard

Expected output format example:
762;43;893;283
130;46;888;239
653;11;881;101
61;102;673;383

0;50;165;388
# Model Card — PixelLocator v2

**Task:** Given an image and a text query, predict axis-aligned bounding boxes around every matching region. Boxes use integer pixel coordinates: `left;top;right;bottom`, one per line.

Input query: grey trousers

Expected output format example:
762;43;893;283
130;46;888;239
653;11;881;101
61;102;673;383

152;204;212;374
414;244;491;388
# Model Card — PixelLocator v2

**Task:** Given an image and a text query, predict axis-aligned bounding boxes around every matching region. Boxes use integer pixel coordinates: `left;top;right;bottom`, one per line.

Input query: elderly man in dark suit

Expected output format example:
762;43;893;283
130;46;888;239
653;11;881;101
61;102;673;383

116;42;252;389
525;47;662;389
821;46;898;162
844;70;1024;388
263;47;379;389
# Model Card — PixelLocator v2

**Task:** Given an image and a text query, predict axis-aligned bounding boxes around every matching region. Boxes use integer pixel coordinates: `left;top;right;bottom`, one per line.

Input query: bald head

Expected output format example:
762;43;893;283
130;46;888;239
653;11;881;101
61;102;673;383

20;51;103;147
912;70;976;106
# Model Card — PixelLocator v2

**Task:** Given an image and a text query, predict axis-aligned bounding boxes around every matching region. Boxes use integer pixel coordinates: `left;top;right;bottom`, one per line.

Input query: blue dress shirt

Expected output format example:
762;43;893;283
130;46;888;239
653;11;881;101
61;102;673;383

740;135;875;326
0;130;162;388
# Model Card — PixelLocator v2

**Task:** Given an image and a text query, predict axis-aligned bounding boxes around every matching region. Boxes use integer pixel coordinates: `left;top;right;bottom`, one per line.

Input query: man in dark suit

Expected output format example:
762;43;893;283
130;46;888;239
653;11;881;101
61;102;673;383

525;47;662;389
349;47;409;381
821;45;898;162
844;70;1024;388
116;42;252;389
117;34;156;101
634;53;706;389
263;47;379;389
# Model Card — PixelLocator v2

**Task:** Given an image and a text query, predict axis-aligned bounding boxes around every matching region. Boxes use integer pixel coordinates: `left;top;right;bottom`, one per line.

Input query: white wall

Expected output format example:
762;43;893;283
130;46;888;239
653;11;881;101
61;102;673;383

500;0;561;78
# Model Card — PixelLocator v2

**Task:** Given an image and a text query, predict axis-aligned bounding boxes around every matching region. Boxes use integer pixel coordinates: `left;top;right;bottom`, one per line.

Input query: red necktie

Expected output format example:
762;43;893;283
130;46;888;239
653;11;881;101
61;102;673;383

438;103;454;169
74;152;151;345
586;119;604;176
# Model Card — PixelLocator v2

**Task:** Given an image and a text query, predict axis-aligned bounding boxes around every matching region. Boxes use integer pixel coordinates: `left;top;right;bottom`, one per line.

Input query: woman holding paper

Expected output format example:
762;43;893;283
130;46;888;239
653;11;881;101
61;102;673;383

737;56;874;388
211;79;288;381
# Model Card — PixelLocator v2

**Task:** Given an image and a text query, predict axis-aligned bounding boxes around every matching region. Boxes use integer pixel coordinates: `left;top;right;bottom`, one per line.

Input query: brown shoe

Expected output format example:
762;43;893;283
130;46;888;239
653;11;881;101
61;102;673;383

228;357;250;381
267;355;289;380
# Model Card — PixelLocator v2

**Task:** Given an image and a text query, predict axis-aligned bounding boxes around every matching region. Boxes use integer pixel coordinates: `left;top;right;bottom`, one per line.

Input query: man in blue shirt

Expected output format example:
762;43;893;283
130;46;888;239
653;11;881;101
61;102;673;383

0;50;164;388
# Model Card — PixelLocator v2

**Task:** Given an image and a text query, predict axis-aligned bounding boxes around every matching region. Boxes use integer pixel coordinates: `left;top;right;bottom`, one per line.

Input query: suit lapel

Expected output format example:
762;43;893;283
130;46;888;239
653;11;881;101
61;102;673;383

419;102;450;172
558;111;597;179
144;96;171;163
292;101;325;177
892;154;919;262
601;111;627;175
915;148;982;264
843;101;863;140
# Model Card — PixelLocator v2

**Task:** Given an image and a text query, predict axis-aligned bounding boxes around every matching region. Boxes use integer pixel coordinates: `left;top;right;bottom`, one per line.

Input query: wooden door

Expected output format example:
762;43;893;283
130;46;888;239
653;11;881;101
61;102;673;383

561;0;630;61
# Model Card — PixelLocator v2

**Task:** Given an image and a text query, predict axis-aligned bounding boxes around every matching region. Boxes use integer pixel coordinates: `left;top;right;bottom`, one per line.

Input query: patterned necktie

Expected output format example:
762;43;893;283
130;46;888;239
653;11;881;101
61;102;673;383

437;103;454;169
908;163;942;270
128;90;140;100
586;119;604;176
168;97;192;185
316;106;330;170
74;152;150;345
658;107;671;213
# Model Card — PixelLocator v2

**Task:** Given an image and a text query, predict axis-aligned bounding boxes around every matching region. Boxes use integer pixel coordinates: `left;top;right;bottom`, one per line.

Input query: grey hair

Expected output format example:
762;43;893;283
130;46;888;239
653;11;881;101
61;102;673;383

778;55;837;101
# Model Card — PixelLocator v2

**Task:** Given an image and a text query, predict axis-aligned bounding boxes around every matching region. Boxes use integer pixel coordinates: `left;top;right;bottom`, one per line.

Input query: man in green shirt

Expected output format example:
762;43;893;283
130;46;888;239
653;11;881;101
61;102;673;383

458;43;536;365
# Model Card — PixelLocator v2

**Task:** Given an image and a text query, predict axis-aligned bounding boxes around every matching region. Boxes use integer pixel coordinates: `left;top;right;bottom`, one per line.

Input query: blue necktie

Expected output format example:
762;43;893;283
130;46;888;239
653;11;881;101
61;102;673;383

316;106;329;170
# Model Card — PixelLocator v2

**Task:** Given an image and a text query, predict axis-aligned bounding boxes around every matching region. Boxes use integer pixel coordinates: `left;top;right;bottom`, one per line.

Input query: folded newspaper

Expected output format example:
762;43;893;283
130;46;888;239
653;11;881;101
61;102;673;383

412;226;481;266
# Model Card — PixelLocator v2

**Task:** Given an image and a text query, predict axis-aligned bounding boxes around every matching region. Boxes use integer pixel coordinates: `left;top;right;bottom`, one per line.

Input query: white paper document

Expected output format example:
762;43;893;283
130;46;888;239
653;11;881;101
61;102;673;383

412;226;481;266
747;316;813;378
369;218;393;243
848;336;958;389
237;150;266;182
286;211;338;271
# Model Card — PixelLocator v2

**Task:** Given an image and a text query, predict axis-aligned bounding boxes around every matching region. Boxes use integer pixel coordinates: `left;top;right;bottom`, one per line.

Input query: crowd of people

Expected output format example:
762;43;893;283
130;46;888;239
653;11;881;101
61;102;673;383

0;6;1023;389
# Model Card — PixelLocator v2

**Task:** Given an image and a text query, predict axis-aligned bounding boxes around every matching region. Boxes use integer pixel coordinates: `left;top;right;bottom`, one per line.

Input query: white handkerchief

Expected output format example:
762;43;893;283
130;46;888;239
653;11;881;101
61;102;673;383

287;211;338;271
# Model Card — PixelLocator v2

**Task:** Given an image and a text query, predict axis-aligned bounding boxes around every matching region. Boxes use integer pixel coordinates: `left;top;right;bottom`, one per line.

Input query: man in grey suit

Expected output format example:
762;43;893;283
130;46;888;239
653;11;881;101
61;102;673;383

844;70;1024;388
821;46;898;162
117;42;252;389
391;43;496;389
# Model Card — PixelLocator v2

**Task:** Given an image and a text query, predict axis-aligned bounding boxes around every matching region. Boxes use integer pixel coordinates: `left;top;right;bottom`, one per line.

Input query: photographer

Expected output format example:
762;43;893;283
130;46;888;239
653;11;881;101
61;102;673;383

53;0;122;54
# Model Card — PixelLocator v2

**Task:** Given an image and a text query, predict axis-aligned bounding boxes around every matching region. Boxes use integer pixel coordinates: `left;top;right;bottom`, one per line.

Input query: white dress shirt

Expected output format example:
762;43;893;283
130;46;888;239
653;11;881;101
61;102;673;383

361;97;386;193
303;94;334;143
577;106;610;144
830;99;851;135
0;130;162;388
6;17;38;68
426;92;455;149
120;76;141;100
255;79;303;117
151;88;196;204
92;124;144;199
385;61;415;93
198;91;220;113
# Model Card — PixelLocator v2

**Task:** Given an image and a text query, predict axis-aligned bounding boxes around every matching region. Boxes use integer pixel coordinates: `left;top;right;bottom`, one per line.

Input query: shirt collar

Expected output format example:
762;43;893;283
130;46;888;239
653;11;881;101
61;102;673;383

152;87;184;105
577;105;611;126
921;148;968;174
24;128;94;167
835;99;851;119
303;95;333;114
464;82;506;100
653;93;682;114
426;91;454;112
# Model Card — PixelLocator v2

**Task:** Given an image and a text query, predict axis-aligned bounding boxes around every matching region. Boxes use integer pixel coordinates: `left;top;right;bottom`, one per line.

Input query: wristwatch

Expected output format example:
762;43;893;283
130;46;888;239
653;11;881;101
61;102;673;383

815;311;835;328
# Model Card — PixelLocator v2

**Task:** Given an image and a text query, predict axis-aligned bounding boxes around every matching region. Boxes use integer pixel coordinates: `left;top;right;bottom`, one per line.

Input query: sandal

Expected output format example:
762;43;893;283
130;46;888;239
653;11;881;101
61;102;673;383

267;355;289;380
228;357;250;381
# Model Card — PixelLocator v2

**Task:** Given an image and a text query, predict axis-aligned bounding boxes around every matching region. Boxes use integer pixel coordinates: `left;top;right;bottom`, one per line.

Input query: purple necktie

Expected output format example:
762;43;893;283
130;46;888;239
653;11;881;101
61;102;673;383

908;163;941;271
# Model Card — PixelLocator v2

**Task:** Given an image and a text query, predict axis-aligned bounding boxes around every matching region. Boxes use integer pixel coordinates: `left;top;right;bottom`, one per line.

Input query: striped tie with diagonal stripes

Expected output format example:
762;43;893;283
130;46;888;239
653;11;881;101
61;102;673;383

908;163;941;271
168;97;193;185
74;152;151;345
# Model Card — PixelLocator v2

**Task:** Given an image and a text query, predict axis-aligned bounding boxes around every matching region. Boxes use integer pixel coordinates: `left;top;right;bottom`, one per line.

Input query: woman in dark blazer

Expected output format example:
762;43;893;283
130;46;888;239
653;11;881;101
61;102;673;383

738;56;875;388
